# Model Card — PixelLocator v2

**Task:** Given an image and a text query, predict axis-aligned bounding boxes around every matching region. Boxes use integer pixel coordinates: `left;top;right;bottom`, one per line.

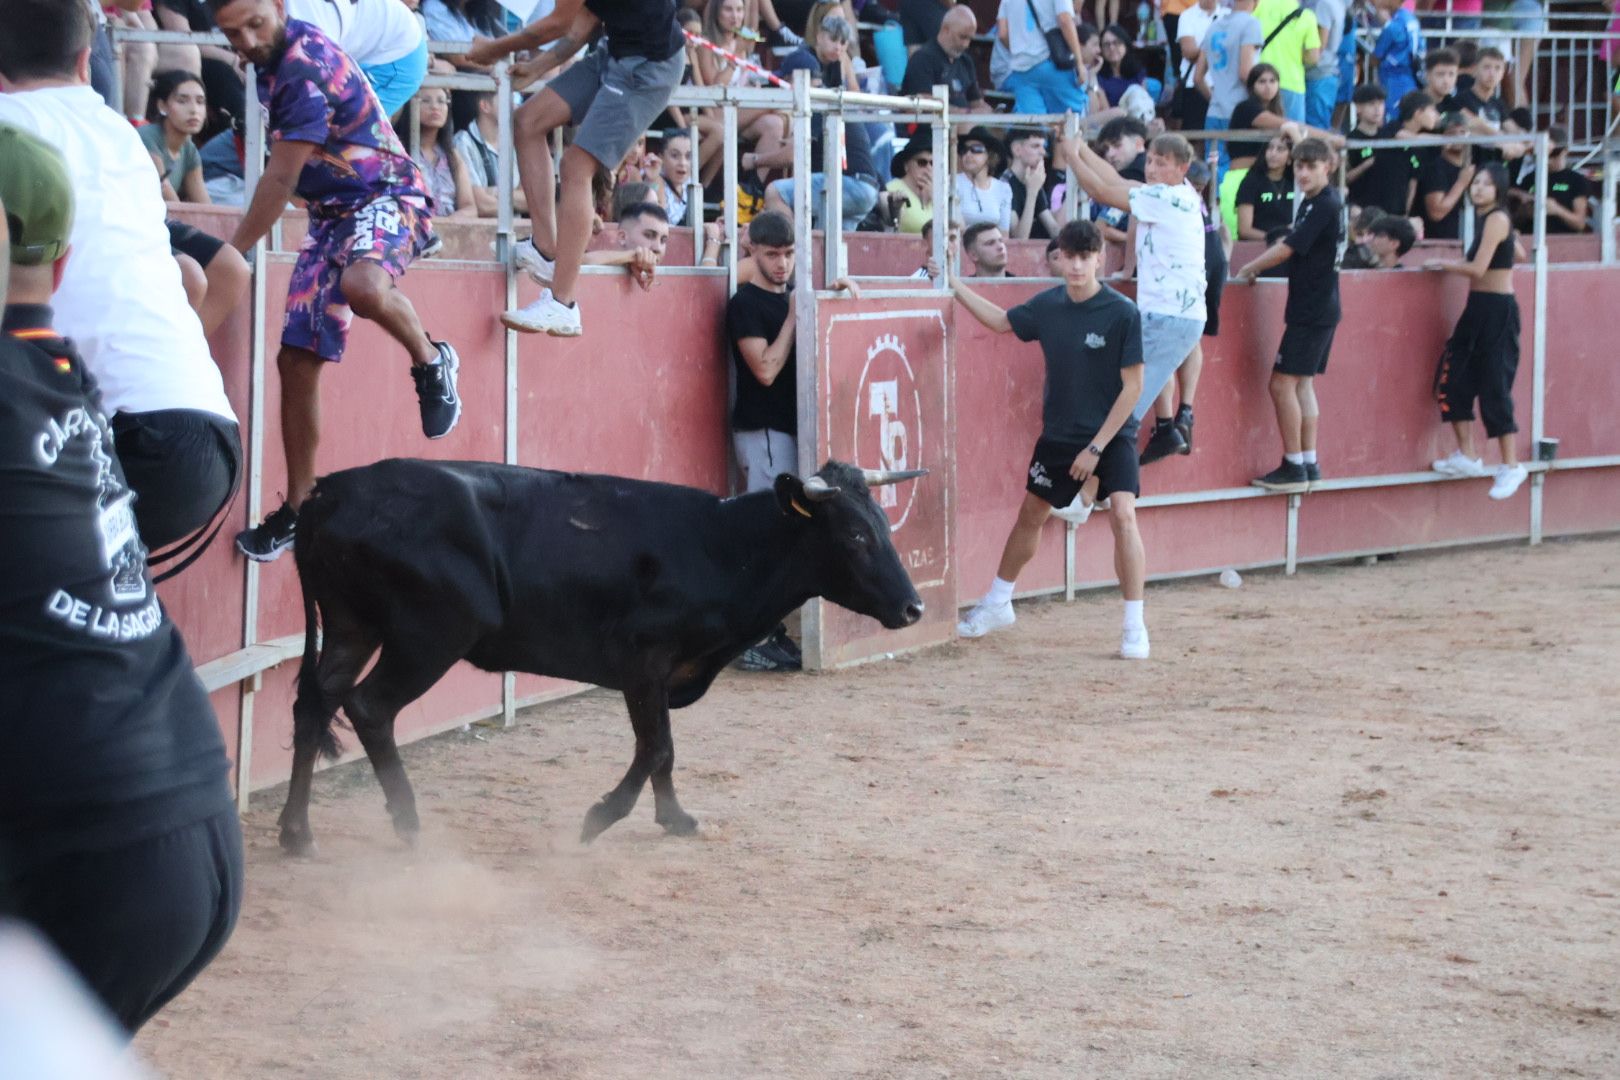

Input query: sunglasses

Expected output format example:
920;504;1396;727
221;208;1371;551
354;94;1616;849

962;143;987;154
912;156;934;167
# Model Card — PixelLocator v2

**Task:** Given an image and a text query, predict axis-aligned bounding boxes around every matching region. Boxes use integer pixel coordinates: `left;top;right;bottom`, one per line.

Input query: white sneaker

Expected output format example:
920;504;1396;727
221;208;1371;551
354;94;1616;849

1489;463;1529;500
1120;625;1150;660
957;600;1015;639
1051;494;1094;526
1433;450;1487;477
500;289;582;336
513;238;555;284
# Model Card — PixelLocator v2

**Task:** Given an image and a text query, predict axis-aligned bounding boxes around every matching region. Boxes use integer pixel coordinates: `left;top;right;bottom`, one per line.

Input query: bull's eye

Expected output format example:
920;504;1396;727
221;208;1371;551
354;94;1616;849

849;530;869;546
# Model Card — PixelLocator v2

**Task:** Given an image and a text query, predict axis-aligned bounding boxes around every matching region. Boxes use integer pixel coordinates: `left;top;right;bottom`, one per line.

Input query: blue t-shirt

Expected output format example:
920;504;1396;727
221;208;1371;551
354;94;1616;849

255;19;428;217
1374;8;1424;118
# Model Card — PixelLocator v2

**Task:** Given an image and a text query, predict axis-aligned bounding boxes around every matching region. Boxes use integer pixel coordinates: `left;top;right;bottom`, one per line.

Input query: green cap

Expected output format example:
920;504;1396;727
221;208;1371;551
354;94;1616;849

0;123;75;267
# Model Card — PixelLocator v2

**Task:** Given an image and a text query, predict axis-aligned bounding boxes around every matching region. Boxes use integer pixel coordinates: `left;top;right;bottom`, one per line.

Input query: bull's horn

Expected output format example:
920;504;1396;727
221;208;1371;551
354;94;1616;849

802;475;841;501
861;468;928;487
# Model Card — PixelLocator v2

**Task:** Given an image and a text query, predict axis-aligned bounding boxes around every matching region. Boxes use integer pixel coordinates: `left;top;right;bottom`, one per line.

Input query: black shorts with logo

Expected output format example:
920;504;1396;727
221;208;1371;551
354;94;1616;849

1274;323;1337;377
1026;433;1141;509
112;409;242;552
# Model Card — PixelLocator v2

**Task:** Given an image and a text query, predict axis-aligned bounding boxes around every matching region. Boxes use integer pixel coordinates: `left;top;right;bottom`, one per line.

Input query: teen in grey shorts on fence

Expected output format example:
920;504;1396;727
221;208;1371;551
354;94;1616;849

468;0;686;338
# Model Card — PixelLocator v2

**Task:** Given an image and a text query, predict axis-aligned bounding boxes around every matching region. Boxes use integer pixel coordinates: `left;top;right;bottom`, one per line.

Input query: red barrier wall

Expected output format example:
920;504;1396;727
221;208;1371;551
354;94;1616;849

149;209;1620;798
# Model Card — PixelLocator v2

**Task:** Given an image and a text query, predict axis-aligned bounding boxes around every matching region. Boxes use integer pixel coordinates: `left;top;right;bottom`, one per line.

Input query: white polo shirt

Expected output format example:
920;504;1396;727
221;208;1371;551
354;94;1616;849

0;85;234;423
1127;182;1208;323
285;0;425;67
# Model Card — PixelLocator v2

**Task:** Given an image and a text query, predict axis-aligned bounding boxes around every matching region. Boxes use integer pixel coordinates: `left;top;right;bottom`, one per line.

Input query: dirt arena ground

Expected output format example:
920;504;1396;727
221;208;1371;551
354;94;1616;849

136;537;1620;1079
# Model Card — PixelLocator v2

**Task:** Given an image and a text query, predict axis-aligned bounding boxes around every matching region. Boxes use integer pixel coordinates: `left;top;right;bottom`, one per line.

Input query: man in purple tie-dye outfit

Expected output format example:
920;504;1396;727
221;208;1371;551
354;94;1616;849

212;0;462;562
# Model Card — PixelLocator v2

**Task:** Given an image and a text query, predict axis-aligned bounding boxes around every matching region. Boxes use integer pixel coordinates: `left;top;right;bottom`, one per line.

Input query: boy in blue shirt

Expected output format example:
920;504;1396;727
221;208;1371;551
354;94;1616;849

1373;0;1424;120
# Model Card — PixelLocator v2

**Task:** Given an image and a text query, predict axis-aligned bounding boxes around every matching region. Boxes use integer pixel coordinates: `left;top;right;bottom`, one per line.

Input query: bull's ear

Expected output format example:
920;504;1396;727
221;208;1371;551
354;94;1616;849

774;473;821;518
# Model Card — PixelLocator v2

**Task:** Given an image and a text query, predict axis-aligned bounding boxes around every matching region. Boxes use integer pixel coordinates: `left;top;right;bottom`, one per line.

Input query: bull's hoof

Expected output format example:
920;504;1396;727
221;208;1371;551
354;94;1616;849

579;801;620;844
279;826;317;857
657;809;699;836
390;809;421;848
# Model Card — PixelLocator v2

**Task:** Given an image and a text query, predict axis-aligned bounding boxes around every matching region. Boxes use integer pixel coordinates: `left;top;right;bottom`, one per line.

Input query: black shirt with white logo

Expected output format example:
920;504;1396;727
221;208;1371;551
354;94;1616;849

0;308;232;875
1007;284;1144;443
727;284;797;435
1282;186;1343;328
1453;87;1505;164
587;0;684;60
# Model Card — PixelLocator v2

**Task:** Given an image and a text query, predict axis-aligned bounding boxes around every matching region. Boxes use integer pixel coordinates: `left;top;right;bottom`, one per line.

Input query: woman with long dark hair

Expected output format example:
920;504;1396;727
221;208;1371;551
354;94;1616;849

1425;162;1529;500
1096;24;1145;107
141;70;210;204
410;86;476;219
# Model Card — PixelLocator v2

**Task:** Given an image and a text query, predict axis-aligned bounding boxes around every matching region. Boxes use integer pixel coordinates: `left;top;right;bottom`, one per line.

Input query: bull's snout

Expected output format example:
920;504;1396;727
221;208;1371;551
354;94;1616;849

900;600;925;626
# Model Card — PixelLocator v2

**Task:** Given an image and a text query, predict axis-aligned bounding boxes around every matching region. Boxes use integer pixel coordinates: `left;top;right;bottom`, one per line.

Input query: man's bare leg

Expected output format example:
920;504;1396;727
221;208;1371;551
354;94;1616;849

995;491;1055;582
1270;371;1304;455
339;261;436;365
514;90;572;258
1109;494;1145;602
278;346;324;509
549;144;601;307
1295;375;1319;454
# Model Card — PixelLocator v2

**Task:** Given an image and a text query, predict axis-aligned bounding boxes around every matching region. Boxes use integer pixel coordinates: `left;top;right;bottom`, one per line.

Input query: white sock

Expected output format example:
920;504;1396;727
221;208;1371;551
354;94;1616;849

985;577;1015;607
1123;599;1145;630
1284;452;1305;465
1302;449;1317;464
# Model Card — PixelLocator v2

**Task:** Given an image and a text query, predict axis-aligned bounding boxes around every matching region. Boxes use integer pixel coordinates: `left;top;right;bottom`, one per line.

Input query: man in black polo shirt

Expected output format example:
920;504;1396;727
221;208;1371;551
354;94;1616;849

1234;137;1343;494
952;220;1154;660
0;128;241;1037
900;6;988;112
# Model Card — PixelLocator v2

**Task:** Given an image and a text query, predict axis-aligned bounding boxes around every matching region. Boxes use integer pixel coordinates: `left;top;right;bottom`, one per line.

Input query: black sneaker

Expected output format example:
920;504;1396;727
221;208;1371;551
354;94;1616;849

414;340;461;439
1252;459;1310;493
419;230;444;259
733;643;794;672
1174;405;1194;453
1304;461;1321;489
236;502;298;562
765;626;803;669
1139;420;1188;465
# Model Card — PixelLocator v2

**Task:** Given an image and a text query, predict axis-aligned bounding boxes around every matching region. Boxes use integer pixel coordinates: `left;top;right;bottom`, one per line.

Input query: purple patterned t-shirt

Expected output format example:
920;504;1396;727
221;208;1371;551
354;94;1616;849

255;19;428;217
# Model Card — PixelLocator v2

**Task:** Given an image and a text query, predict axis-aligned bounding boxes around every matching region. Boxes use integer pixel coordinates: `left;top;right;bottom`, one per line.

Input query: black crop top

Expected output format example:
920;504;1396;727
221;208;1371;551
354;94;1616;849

1465;209;1515;270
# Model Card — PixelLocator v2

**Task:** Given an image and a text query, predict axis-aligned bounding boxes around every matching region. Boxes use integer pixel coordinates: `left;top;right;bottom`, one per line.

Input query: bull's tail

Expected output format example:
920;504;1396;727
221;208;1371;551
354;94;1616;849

292;511;344;762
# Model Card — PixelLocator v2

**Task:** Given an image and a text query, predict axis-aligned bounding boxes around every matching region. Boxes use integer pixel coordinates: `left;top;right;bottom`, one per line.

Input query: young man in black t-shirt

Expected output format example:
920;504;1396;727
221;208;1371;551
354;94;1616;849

0;132;241;1037
1234;137;1343;493
953;221;1154;660
723;210;856;671
1366;91;1440;218
1514;130;1592;234
1418;114;1476;241
1453;46;1507;165
1344;84;1387;210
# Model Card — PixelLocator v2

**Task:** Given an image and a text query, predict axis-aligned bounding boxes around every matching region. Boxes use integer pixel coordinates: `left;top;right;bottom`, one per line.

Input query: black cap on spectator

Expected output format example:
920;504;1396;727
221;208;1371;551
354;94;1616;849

1508;107;1533;131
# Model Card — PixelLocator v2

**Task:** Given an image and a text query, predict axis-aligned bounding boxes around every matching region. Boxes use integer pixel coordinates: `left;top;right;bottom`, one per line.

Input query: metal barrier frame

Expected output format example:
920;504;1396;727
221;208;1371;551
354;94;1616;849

103;27;1618;784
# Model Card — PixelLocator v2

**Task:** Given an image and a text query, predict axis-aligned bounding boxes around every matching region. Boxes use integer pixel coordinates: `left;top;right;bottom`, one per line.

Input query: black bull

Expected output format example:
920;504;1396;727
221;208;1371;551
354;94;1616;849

277;458;925;853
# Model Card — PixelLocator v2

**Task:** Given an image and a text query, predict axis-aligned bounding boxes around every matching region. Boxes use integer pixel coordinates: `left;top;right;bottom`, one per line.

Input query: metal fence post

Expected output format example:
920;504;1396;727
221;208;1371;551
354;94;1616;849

1529;132;1549;547
931;88;949;291
1602;151;1617;266
825;109;845;286
790;70;821;668
237;67;267;807
497;62;518;727
724;103;739;295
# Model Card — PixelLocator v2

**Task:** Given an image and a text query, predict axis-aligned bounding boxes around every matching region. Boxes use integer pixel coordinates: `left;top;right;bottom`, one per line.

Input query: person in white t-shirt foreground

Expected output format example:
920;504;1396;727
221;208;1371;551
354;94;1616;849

0;0;242;572
1060;131;1207;467
284;0;428;118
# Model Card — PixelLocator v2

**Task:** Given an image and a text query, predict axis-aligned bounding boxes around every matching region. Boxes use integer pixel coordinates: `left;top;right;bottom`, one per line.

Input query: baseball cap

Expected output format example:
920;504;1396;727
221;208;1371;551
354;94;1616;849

0;123;75;267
